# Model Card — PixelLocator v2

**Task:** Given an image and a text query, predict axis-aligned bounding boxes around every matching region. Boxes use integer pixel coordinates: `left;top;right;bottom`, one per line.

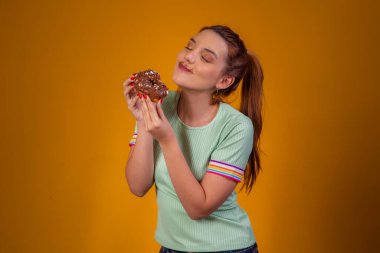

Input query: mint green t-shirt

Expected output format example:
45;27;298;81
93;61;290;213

130;91;256;252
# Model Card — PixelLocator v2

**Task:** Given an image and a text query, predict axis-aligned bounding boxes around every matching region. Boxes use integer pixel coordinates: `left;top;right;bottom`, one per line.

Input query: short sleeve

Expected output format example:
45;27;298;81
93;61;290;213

128;122;138;147
207;121;254;182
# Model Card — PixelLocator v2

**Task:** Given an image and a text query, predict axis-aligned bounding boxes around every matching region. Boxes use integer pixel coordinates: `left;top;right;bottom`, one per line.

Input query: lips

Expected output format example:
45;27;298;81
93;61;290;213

178;62;193;73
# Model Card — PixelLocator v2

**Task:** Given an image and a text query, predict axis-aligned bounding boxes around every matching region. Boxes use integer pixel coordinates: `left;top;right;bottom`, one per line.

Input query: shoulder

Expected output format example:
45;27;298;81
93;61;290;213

218;103;254;137
210;103;254;168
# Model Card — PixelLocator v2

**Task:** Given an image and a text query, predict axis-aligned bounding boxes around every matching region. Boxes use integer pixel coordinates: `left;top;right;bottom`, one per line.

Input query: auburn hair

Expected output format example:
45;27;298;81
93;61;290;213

200;25;264;193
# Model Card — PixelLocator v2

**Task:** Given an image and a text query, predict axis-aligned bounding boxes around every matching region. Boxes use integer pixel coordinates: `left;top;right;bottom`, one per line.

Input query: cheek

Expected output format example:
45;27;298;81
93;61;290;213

195;65;223;80
176;50;185;61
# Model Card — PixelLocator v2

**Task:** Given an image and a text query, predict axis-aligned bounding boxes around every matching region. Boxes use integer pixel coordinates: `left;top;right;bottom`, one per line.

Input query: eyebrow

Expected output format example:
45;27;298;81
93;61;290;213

190;38;218;58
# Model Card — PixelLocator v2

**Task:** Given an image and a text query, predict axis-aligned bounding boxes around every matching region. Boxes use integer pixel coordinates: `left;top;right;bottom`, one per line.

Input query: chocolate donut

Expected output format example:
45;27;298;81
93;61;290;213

134;69;168;102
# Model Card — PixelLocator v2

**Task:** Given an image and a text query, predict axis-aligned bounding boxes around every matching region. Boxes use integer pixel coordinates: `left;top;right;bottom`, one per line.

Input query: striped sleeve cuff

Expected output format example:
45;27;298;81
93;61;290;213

129;133;137;147
207;160;244;182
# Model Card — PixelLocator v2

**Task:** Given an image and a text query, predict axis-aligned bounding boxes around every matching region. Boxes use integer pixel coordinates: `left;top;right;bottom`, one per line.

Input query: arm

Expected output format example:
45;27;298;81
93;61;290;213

141;97;242;220
123;77;155;197
125;121;155;197
160;137;237;220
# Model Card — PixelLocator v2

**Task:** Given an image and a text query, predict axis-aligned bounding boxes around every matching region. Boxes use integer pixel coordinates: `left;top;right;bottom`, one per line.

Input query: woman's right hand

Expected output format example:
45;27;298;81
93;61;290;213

123;74;143;122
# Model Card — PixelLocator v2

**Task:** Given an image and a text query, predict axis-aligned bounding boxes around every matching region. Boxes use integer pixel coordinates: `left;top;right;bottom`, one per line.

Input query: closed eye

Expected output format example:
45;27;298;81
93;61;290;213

202;56;210;63
201;52;215;63
185;38;196;50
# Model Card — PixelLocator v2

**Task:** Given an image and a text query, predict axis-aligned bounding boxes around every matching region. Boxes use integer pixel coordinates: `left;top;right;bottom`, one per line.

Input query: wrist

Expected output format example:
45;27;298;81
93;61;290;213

159;132;176;149
136;121;151;135
136;120;146;129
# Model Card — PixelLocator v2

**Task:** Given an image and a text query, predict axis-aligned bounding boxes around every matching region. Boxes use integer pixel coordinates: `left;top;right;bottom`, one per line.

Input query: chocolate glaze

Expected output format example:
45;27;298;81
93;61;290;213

134;69;168;102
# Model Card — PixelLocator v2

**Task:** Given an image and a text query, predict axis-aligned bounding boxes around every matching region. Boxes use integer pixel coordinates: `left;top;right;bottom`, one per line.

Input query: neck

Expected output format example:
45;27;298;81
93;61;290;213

177;89;219;127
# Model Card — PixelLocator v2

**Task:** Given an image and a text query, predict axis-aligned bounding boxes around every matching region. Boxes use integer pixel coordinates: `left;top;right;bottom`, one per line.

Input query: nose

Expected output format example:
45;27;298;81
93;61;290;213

184;50;195;63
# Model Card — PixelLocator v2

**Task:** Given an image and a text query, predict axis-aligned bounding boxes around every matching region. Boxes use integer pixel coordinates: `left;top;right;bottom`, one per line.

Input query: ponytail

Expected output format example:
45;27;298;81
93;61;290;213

240;53;264;193
201;25;264;193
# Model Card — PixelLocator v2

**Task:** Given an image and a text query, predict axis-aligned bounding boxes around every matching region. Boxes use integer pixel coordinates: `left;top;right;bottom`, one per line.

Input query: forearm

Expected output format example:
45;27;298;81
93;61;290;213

159;136;208;219
125;121;154;197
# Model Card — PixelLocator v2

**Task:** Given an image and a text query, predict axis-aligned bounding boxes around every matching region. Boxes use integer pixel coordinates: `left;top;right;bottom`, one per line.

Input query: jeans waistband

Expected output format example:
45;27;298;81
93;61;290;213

160;242;258;253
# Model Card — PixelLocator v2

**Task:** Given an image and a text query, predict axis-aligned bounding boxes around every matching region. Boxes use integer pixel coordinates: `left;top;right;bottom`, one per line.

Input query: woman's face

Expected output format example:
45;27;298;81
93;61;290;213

172;29;229;92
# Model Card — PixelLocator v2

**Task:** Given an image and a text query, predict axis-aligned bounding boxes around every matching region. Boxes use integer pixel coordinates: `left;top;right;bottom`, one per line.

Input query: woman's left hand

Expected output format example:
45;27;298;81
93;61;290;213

140;95;175;144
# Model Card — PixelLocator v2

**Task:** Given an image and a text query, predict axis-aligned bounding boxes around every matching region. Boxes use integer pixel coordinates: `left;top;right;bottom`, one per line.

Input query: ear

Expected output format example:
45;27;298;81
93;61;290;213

216;75;235;90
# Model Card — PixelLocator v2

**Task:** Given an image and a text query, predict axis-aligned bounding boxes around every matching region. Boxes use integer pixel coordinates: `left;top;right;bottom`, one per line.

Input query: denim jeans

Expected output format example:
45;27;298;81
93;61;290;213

159;243;258;253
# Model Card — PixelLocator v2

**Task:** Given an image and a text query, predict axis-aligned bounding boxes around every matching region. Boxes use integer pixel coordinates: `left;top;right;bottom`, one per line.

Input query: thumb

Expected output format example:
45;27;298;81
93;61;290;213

156;100;166;121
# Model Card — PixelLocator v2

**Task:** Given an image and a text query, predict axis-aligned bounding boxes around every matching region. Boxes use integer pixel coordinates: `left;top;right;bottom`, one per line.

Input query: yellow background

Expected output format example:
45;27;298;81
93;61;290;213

1;0;379;252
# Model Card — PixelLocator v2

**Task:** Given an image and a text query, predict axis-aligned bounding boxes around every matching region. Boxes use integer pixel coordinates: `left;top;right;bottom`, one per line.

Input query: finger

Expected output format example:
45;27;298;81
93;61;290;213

122;75;136;87
156;99;166;121
123;84;134;94
140;99;149;128
145;96;161;123
123;85;135;101
122;79;129;87
122;79;130;87
128;95;139;109
141;97;152;127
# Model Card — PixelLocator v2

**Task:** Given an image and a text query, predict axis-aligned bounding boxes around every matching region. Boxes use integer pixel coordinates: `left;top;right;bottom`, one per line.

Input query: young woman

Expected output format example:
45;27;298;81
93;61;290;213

123;25;264;253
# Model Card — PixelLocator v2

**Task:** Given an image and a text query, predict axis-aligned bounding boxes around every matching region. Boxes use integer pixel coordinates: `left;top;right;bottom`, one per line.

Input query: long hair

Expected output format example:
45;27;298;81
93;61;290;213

200;25;264;193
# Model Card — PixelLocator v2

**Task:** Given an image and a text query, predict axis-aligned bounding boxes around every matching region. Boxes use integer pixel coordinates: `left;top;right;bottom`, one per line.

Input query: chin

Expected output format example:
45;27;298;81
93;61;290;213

172;65;187;87
172;74;186;88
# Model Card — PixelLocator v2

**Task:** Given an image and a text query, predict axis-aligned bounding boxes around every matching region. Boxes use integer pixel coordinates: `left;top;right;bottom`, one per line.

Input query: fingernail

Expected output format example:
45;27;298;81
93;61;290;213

128;82;135;86
143;95;147;99
130;76;135;80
